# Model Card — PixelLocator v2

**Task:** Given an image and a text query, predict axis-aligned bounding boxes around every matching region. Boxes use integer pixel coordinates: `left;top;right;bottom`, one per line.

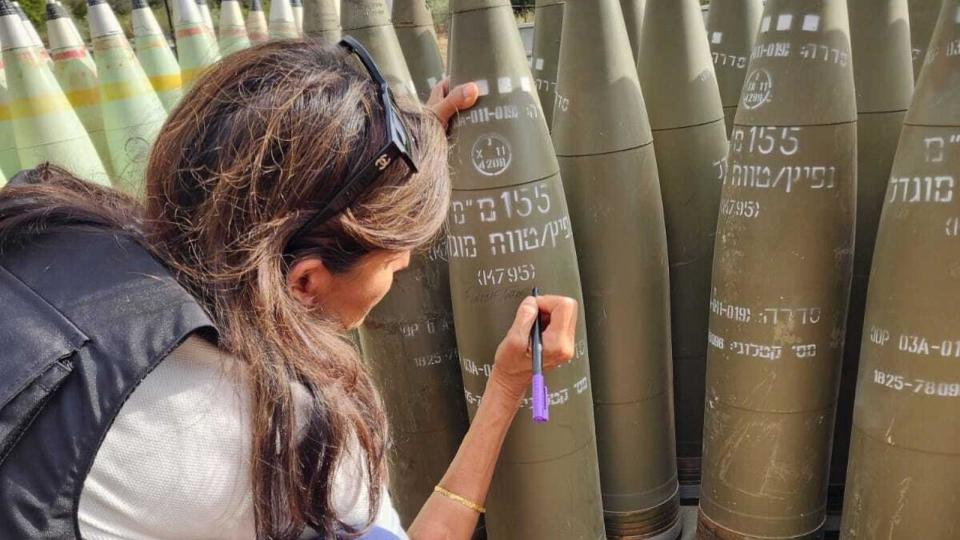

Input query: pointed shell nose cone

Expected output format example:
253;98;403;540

639;0;726;130
302;0;341;40
45;0;69;20
908;0;960;126
13;1;46;48
341;0;391;30
0;0;34;49
87;0;124;38
172;0;203;26
219;0;245;26
0;0;17;17
46;4;85;50
291;0;303;34
131;0;164;36
269;0;297;37
247;0;268;42
196;0;215;33
269;0;294;24
392;0;434;27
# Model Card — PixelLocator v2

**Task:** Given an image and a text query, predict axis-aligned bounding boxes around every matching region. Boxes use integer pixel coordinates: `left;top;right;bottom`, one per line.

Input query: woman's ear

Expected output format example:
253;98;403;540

287;257;333;307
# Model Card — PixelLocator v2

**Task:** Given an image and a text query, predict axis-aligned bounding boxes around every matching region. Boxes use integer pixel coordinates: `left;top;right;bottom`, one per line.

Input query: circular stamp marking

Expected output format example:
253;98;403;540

742;68;773;110
471;133;512;176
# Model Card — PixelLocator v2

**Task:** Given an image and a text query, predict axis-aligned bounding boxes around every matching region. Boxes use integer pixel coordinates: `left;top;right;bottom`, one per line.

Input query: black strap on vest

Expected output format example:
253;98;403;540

0;227;215;538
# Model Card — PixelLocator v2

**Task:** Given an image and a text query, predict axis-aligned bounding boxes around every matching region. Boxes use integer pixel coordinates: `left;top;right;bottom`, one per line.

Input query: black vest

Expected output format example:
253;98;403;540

0;228;215;538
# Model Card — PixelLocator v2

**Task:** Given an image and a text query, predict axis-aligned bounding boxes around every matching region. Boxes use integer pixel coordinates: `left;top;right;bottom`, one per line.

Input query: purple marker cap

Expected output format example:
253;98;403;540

532;374;548;423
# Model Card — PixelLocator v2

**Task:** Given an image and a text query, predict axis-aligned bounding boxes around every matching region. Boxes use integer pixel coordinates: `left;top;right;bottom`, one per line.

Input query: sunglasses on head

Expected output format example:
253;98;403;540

286;36;419;250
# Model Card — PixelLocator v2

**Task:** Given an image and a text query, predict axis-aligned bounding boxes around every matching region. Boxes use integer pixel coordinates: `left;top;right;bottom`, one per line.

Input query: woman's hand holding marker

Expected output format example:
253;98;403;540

489;293;579;407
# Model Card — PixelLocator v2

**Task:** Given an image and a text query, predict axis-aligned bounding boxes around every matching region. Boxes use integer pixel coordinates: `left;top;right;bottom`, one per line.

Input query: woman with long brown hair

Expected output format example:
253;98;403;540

0;39;578;539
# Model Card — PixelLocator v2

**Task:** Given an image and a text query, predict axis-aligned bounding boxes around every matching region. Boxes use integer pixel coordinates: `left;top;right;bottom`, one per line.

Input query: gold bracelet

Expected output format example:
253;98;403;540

433;485;486;513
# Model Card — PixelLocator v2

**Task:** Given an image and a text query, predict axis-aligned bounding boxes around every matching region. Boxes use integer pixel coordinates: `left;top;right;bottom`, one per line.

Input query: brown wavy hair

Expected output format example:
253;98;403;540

0;39;450;539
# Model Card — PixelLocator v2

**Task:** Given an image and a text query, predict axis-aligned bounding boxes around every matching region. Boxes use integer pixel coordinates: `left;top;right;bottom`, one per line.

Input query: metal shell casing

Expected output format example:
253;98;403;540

698;0;857;538
303;0;342;43
830;0;914;520
0;65;19;179
620;0;645;65
705;0;763;135
392;0;445;102
0;2;109;185
269;0;300;40
553;0;681;537
359;246;469;527
246;0;269;44
840;1;960;537
218;0;252;56
447;0;605;538
132;3;184;111
638;0;729;501
908;0;943;79
531;0;562;130
172;0;221;90
47;4;113;179
341;0;417;97
89;0;168;194
348;0;467;527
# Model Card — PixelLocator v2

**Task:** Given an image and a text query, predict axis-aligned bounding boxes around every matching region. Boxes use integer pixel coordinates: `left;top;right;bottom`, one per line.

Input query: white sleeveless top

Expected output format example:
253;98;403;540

77;336;407;540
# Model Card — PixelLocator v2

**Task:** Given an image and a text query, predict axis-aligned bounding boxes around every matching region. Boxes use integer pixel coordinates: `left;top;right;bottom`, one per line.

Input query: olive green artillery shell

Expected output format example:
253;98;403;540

2;43;110;184
303;0;342;43
840;2;960;538
849;0;914;115
49;42;113;180
553;0;680;537
620;0;645;65
559;130;684;540
909;1;960;128
93;33;167;194
393;0;445;102
699;1;857;538
350;0;463;526
133;10;184;112
638;0;728;497
359;243;469;527
829;0;913;518
908;0;942;80
733;0;857;127
700;123;856;540
341;0;389;30
640;0;726;131
655;121;727;497
705;0;763;135
447;1;605;538
392;0;434;35
341;0;417;97
0;66;20;177
531;0;562;130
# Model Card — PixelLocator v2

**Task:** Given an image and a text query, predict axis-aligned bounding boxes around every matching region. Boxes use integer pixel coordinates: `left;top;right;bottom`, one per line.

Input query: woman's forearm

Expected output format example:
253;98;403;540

407;372;522;540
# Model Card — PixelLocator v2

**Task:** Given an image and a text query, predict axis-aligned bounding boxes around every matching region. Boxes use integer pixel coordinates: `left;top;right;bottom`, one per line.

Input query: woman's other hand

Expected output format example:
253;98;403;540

489;295;579;404
427;78;479;130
